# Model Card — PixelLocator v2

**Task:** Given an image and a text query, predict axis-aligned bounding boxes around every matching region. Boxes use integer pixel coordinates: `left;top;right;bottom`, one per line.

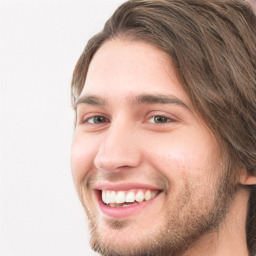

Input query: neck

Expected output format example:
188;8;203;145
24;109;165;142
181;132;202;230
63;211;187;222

176;188;250;256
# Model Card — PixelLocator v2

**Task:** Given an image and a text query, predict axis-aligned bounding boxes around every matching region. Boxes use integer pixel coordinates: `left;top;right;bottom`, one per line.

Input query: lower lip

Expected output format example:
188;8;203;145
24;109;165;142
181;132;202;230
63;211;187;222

96;191;161;219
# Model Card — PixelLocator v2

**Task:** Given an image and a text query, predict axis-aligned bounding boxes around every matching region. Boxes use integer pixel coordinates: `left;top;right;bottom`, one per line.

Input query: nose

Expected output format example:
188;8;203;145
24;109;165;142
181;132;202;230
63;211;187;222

94;121;142;172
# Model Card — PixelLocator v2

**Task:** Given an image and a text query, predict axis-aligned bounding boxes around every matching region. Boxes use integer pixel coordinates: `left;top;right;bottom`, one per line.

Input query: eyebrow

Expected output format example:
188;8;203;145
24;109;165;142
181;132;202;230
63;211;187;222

74;95;105;107
74;93;190;110
134;94;190;110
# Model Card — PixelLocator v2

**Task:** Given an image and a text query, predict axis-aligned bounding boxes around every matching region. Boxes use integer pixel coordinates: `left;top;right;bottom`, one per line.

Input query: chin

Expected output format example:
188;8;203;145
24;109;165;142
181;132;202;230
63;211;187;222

88;217;168;256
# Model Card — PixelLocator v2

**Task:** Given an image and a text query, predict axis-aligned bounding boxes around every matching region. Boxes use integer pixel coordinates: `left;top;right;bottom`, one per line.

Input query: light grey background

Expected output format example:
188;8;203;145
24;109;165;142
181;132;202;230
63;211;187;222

0;0;125;255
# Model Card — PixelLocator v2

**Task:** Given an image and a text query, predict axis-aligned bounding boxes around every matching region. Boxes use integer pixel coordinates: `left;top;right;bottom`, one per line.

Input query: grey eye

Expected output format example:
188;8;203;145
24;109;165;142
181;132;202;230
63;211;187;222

87;116;108;124
149;116;171;123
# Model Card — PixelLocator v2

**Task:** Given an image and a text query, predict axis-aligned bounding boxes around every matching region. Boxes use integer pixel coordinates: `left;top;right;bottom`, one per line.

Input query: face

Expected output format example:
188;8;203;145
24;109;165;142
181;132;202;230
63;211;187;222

71;39;235;256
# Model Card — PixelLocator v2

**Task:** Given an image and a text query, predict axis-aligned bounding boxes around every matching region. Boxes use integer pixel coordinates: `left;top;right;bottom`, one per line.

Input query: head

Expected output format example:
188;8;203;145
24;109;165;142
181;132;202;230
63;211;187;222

71;0;256;255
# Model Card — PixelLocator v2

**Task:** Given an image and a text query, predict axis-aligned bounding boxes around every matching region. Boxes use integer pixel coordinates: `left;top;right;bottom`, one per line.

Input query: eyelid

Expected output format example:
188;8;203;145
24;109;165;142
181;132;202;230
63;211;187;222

78;112;110;125
148;116;174;124
84;115;110;124
146;111;179;123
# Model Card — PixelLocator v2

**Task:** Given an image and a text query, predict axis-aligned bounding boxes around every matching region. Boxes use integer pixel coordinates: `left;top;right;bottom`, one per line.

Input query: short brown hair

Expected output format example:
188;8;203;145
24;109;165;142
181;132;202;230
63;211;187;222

71;0;256;254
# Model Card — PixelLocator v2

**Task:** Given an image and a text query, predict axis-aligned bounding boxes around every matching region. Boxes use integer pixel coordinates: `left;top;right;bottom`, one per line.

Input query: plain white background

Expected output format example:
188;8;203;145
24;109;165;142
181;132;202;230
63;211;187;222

0;0;125;255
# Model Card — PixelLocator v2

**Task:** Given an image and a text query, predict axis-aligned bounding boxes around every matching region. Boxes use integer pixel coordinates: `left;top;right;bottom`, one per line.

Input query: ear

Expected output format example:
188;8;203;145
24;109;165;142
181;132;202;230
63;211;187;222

239;168;256;185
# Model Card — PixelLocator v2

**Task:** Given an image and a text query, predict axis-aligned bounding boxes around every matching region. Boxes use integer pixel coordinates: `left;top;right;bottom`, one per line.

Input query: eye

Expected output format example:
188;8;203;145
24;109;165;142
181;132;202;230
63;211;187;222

84;116;110;124
149;115;173;124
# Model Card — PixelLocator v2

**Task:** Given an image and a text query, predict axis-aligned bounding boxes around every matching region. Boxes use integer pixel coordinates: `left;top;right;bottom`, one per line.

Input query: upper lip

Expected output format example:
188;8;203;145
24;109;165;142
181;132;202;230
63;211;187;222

93;182;162;191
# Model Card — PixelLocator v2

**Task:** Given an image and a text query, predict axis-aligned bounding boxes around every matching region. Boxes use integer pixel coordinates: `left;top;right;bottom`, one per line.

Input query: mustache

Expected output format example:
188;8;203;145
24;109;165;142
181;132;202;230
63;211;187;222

84;170;169;191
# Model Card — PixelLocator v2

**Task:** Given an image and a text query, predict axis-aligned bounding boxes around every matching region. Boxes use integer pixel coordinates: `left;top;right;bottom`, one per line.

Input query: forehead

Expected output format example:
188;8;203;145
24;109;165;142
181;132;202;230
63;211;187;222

81;39;189;104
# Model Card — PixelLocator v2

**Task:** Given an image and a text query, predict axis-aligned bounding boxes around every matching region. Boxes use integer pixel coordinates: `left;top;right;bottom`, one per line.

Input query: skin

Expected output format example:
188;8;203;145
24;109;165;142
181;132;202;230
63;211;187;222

71;39;254;256
247;0;256;14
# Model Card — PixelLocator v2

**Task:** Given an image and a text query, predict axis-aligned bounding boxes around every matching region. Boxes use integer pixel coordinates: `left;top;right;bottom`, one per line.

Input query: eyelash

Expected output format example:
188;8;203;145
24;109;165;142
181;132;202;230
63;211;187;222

82;115;110;124
148;115;175;124
82;114;175;125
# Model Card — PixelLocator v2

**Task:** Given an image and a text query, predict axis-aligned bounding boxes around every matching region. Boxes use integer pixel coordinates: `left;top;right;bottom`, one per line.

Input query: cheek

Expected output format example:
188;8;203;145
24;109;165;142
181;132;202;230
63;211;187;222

71;132;98;183
144;128;219;180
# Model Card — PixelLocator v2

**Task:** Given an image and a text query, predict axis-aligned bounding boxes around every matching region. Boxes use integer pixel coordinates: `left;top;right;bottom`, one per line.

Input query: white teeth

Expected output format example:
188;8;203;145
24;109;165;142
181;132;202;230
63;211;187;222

123;202;137;207
144;190;152;201
115;191;126;203
102;190;106;202
152;191;158;198
101;189;159;205
126;191;135;202
135;191;144;202
106;191;111;204
109;191;116;203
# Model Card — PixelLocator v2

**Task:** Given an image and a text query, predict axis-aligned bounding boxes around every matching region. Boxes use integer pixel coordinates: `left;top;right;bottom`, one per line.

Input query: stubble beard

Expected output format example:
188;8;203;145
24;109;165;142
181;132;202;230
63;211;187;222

81;167;237;256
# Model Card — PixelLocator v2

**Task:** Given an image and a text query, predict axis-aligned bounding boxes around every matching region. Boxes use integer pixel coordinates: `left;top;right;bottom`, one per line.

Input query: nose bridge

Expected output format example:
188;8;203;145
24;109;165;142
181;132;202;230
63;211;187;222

94;117;141;171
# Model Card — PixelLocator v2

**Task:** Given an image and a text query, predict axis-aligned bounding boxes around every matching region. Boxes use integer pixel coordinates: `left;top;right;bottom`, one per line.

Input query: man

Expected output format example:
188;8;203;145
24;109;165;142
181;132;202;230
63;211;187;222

71;0;256;255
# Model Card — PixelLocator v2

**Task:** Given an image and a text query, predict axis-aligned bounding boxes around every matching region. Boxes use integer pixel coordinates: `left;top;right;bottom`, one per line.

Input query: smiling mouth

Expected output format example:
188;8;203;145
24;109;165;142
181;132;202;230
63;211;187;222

100;189;160;208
